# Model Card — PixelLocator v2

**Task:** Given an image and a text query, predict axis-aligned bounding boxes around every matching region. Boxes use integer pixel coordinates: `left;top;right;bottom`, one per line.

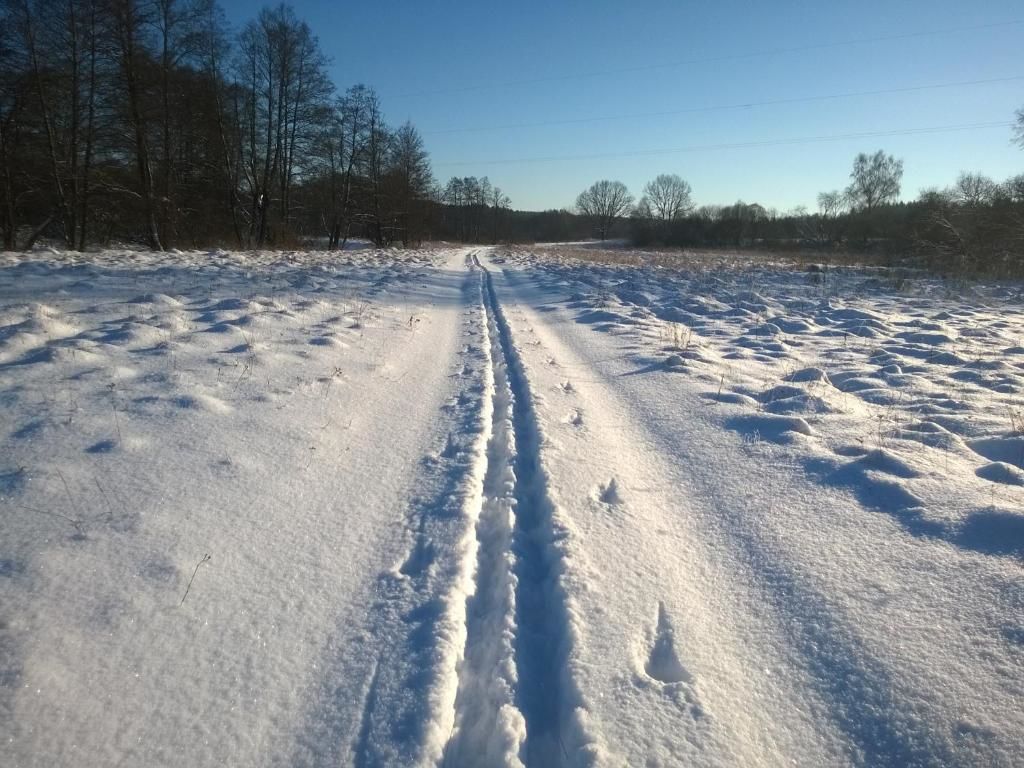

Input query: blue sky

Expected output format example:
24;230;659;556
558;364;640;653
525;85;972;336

220;0;1023;212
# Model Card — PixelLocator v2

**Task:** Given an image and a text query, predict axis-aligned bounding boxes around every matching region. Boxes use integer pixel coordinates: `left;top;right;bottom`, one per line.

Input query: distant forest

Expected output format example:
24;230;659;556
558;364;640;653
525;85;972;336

2;1;1022;275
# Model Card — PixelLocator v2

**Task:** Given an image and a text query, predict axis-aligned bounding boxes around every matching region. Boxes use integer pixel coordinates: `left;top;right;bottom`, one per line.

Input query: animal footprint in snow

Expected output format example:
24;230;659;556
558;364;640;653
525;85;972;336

597;478;622;504
441;433;460;459
565;409;584;427
558;380;575;394
398;537;434;578
645;602;692;685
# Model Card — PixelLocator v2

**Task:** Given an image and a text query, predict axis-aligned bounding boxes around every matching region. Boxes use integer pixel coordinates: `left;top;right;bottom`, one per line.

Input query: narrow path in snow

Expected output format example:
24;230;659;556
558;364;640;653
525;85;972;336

442;256;523;767
443;255;589;768
483;257;578;767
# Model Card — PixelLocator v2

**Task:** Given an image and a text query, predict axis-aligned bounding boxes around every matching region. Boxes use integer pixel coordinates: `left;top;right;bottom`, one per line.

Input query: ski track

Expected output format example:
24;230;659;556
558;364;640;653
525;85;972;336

443;253;595;767
442;257;524;767
478;256;594;767
332;251;594;768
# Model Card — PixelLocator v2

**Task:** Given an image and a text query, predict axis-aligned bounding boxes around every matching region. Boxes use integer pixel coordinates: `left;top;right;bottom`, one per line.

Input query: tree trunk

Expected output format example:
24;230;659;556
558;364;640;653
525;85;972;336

22;0;72;247
116;1;163;250
78;2;98;250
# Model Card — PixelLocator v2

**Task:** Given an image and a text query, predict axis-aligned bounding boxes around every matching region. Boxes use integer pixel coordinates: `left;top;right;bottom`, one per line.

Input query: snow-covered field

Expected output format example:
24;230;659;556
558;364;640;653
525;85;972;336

1;245;1022;767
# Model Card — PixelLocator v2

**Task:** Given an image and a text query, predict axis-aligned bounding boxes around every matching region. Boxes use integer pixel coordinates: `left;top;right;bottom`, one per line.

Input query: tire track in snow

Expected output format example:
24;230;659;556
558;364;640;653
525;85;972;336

444;254;594;767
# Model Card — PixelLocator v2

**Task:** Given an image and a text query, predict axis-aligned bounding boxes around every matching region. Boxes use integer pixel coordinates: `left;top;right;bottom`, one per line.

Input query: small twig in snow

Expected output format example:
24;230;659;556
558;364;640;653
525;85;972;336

108;383;123;444
180;554;212;606
20;503;84;536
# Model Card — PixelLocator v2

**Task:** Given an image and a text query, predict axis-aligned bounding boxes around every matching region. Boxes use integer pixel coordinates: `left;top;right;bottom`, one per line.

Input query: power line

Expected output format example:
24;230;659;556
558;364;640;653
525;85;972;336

394;19;1024;99
424;75;1024;135
432;121;1014;168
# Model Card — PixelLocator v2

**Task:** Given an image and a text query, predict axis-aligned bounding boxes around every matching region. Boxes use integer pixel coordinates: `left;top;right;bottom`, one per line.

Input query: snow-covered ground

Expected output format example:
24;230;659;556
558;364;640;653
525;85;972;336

1;245;1022;767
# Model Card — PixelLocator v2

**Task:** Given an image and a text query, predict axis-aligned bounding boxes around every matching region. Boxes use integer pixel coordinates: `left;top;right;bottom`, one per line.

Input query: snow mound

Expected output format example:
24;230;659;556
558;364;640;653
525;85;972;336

664;354;686;369
727;413;813;442
785;367;832;385
968;436;1024;470
128;293;183;307
975;462;1024;486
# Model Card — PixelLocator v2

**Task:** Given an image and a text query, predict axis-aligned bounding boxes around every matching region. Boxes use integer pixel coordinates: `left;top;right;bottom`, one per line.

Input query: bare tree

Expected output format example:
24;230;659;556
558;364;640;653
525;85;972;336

488;184;510;243
235;5;332;247
817;190;844;219
1013;107;1023;149
387;121;432;246
0;0;29;249
642;174;693;221
359;90;390;246
322;84;372;249
7;0;87;248
954;172;998;208
110;0;163;250
196;0;242;244
845;150;903;211
152;0;211;248
576;179;633;240
814;189;846;245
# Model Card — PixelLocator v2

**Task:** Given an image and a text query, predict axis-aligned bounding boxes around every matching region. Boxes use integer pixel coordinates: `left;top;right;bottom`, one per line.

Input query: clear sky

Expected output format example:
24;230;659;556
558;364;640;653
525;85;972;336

219;0;1023;212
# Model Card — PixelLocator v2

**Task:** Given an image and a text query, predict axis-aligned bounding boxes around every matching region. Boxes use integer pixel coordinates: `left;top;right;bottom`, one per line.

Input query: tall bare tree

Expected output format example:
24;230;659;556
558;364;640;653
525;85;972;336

845;150;903;212
0;0;27;248
109;0;163;249
387;120;432;246
576;179;633;240
641;174;693;221
322;84;373;249
815;189;846;245
235;4;332;247
358;89;390;246
152;0;213;247
488;184;510;243
196;0;242;244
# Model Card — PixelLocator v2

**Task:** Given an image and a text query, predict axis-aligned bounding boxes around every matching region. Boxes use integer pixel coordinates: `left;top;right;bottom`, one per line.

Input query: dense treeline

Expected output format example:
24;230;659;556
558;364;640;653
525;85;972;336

436;175;511;243
0;0;436;250
432;176;598;244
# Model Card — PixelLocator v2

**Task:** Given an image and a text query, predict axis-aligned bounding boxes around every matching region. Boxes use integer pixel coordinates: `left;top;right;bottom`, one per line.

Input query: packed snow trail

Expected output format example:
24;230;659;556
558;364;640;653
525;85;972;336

443;255;595;767
442;258;524;766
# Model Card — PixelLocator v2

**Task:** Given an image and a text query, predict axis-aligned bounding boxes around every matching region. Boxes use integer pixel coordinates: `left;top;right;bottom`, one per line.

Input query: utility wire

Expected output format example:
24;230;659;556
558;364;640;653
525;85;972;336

424;75;1024;135
395;19;1024;99
433;121;1013;167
